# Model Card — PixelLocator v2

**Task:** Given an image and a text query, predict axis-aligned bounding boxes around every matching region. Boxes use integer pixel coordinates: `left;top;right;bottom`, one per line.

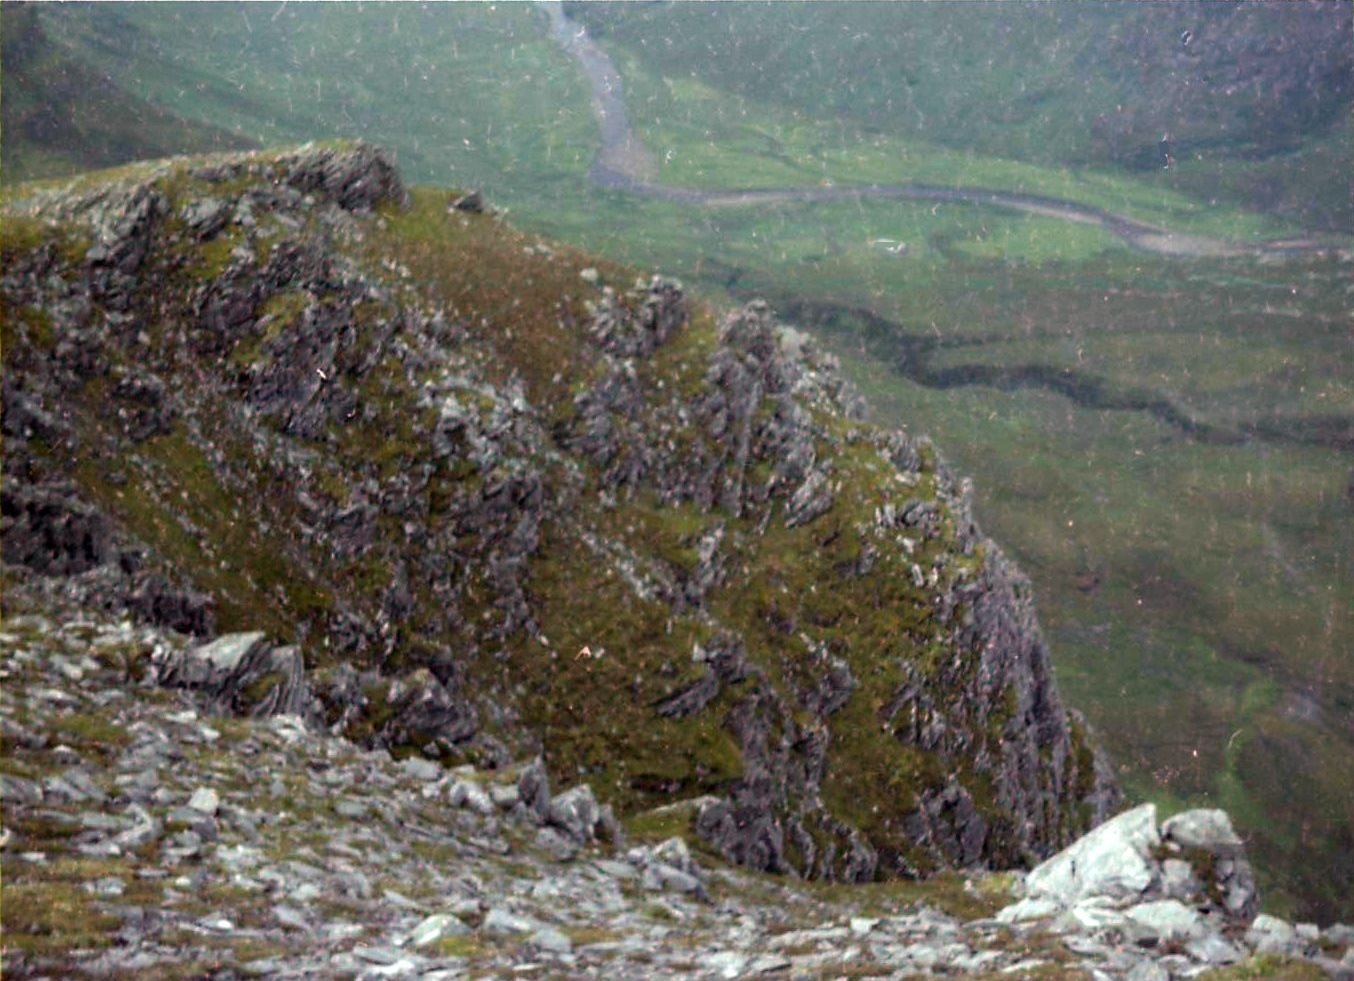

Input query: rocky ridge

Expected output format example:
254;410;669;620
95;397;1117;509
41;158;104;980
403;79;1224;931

0;141;1124;884
2;588;1352;979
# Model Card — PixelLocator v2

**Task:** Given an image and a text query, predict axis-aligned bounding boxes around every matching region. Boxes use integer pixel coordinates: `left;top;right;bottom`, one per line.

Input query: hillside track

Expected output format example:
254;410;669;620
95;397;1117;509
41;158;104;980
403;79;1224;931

544;2;1341;260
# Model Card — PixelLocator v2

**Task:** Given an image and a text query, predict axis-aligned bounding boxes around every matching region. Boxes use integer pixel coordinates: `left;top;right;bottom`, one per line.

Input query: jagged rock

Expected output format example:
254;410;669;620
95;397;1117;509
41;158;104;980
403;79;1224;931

154;632;316;721
1;142;1122;907
2;382;70;444
587;277;687;358
1161;808;1258;920
109;366;174;441
180;196;231;239
548;784;611;845
1023;803;1159;907
1161;808;1243;853
783;467;834;528
800;654;855;717
279;142;408;212
916;777;989;868
517;759;552;824
124;575;215;637
1;483;112;576
376;668;479;753
449;190;484;213
0;774;44;806
655;669;720;719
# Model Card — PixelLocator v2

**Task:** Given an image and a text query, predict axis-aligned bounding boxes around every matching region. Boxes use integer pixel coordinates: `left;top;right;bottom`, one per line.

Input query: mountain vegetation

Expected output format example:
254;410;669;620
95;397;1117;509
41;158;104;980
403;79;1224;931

2;0;1350;923
2;144;1118;889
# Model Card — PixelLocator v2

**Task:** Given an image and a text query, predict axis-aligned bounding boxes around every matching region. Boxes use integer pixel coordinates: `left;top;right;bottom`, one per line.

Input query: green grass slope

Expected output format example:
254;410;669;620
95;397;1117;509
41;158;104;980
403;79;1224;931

17;1;596;205
0;2;256;183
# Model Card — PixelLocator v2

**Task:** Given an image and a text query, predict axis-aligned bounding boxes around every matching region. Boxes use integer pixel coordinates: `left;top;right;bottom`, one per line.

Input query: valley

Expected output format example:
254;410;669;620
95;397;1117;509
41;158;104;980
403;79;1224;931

2;0;1351;921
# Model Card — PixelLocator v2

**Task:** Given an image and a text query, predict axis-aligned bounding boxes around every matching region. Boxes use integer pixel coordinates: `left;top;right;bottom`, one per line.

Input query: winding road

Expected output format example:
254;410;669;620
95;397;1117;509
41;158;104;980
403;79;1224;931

543;2;1336;260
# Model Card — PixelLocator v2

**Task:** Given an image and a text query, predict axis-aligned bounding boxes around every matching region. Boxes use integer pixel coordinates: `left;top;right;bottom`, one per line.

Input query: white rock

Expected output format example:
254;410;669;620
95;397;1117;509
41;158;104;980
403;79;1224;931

187;787;220;815
996;897;1062;924
850;917;880;936
1161;809;1243;854
1025;803;1159;906
483;908;535;936
1124;900;1206;942
1246;913;1298;955
1125;961;1170;981
407;913;469;948
1186;932;1245;965
530;926;573;954
1160;858;1200;901
748;954;793;974
701;951;749;979
401;758;441;782
448;779;495;815
652;836;696;875
193;632;267;673
1051;901;1130;935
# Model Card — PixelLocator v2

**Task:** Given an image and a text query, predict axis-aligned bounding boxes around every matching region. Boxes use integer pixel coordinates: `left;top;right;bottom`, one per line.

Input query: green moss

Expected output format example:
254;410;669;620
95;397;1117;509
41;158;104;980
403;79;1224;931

48;711;131;762
185;227;244;280
0;856;167;955
431;935;488;959
226;289;312;366
69;424;333;642
624;806;697;842
0;300;58;354
1193;956;1328;981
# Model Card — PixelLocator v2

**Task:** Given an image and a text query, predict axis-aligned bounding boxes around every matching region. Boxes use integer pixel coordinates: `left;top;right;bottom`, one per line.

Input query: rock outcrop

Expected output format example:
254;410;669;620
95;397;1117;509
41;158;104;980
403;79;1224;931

3;596;1350;980
1;142;1116;897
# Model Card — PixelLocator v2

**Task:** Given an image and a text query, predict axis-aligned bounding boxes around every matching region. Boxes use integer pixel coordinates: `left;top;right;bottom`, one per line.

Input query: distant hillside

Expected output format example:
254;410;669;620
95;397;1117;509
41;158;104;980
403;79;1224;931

0;2;255;183
568;0;1353;231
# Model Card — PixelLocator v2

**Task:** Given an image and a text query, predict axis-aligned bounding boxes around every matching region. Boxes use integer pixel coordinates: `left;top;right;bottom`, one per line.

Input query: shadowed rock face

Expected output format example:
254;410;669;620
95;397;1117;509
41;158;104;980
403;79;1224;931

1;143;1117;884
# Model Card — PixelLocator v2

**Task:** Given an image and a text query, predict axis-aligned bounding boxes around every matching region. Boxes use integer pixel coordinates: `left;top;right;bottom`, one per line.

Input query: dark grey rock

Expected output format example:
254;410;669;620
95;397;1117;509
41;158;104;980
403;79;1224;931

280;143;407;213
548;784;602;844
1;482;113;576
180;197;232;239
517;759;552;823
0;774;45;806
450;191;484;213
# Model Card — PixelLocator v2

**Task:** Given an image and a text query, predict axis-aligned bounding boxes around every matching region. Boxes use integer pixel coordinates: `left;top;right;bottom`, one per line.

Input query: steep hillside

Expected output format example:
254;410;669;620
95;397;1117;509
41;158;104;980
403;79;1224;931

1;144;1119;884
0;2;256;183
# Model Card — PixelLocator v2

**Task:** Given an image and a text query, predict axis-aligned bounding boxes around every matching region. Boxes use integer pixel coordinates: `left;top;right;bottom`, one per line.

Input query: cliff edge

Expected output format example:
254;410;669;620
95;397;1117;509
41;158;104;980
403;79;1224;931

2;143;1118;884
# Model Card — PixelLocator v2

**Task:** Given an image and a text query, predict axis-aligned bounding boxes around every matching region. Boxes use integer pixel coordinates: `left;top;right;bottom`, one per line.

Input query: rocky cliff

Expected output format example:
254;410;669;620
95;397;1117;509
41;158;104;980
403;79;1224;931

8;592;1352;979
2;143;1118;886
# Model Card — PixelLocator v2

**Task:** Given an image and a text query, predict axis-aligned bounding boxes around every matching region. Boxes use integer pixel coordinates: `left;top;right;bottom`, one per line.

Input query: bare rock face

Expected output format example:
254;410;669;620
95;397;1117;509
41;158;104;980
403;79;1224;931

998;803;1262;953
1;143;1116;889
